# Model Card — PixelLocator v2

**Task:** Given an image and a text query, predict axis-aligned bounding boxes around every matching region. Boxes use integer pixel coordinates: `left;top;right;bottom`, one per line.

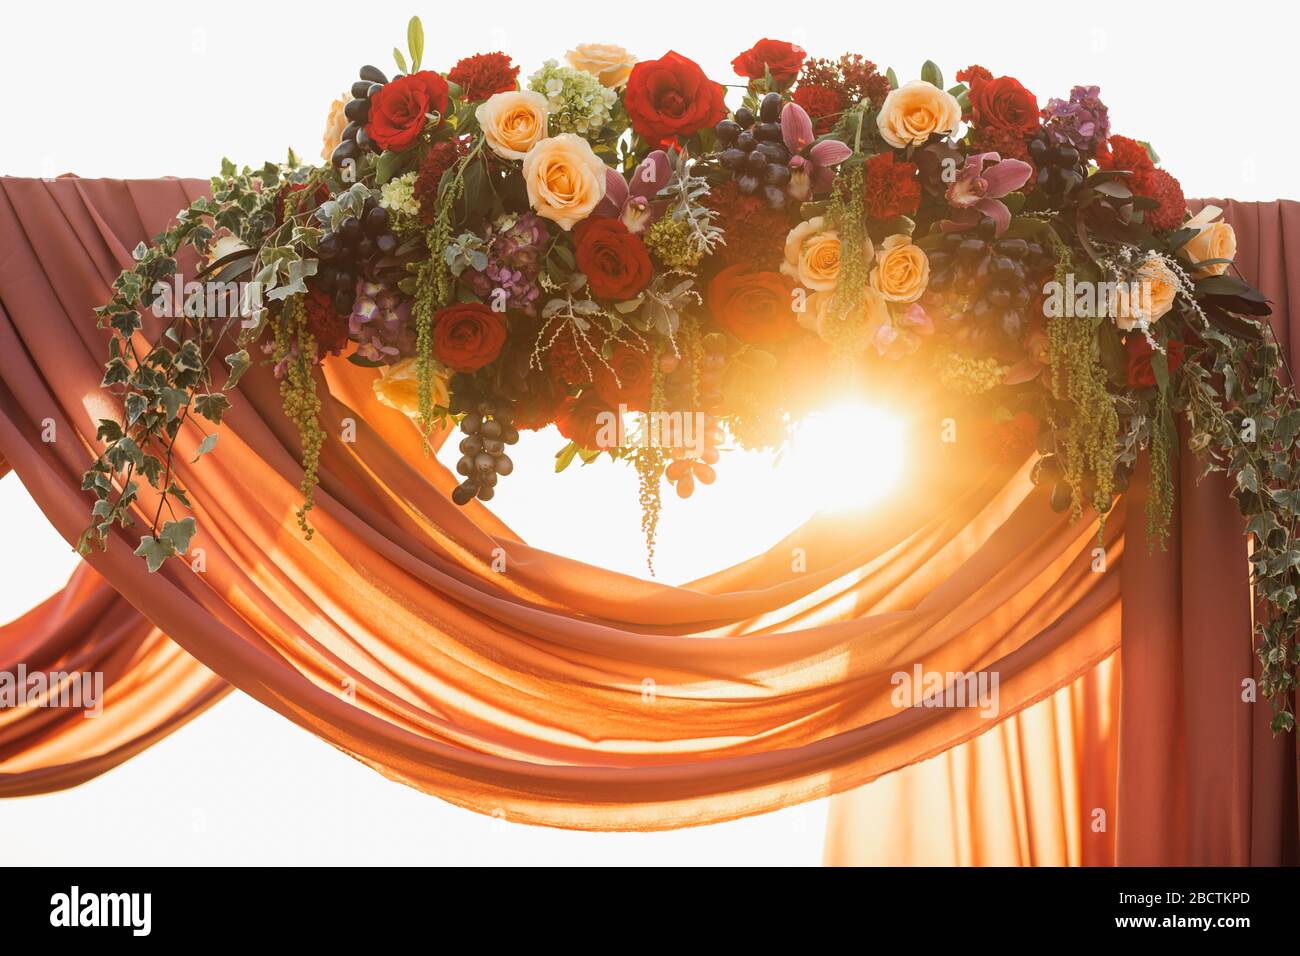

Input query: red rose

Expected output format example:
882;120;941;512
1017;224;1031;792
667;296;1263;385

708;265;798;344
1125;336;1185;388
432;303;507;371
969;76;1039;136
573;218;654;301
555;391;617;450
593;344;654;411
365;71;449;152
624;51;727;144
731;39;807;85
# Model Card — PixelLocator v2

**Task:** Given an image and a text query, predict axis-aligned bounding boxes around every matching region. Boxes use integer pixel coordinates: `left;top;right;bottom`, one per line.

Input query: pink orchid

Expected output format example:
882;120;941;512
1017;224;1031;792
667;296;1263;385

780;102;852;201
941;152;1033;235
593;150;670;234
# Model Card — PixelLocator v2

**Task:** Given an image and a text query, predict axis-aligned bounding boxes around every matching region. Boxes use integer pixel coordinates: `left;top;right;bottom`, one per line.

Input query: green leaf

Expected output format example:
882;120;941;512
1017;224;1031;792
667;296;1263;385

133;534;175;573
192;433;219;462
392;48;409;75
224;349;250;390
160;387;188;421
160;516;197;555
407;16;424;73
194;393;231;425
554;441;579;473
921;60;943;89
886;67;899;90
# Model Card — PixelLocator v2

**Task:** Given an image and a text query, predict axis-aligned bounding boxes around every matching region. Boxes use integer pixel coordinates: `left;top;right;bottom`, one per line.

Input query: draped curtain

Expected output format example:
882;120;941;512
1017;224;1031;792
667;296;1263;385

0;177;1294;857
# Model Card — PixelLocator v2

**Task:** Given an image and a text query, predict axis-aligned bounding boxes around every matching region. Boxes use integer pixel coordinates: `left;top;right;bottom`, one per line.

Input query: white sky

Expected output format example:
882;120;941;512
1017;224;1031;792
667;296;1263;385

0;0;1291;864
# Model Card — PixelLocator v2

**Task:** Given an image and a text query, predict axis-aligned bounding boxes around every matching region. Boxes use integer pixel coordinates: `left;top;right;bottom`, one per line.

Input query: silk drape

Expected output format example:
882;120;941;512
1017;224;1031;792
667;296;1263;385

825;198;1300;865
0;177;1293;846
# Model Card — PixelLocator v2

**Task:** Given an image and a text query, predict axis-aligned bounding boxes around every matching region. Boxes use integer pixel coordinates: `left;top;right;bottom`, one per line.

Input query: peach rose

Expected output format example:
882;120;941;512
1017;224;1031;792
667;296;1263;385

1113;255;1178;330
521;133;608;230
1179;205;1236;278
565;43;638;88
813;286;892;349
476;89;550;161
870;234;930;303
800;290;832;332
781;217;851;292
320;94;349;161
877;80;962;148
372;357;448;417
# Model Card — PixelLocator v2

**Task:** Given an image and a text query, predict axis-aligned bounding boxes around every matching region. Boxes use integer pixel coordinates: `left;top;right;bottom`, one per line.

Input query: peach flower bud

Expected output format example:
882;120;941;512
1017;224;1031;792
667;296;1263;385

1113;255;1178;330
877;80;962;148
476;90;550;161
373;357;448;418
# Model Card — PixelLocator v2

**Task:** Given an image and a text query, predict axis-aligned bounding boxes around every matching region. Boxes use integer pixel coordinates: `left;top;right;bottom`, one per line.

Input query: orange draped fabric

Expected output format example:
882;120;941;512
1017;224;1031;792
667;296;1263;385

0;177;1295;852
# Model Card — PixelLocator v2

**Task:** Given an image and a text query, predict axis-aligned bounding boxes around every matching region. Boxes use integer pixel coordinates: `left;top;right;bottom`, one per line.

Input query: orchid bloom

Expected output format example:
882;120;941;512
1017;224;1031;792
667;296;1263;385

593;150;669;234
780;102;852;202
941;152;1033;235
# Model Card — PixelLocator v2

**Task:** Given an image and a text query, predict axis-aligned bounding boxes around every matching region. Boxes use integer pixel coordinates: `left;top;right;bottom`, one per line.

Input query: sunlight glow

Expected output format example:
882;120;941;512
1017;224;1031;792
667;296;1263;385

786;402;907;513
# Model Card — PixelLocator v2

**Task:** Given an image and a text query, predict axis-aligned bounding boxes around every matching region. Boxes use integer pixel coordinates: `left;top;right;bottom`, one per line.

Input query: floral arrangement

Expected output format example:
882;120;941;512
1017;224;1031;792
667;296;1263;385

81;21;1300;729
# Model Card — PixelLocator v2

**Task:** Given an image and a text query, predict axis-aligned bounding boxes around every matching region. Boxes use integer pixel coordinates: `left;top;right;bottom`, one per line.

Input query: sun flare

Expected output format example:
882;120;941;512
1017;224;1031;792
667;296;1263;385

786;402;906;512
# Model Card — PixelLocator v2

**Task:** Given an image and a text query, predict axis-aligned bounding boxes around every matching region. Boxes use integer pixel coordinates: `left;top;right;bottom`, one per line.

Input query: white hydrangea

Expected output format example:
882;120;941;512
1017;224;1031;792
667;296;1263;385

527;60;619;139
379;172;420;218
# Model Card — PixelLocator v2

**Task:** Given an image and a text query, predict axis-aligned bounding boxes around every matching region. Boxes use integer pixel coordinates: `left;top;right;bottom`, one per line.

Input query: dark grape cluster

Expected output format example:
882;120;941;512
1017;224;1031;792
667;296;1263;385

449;378;519;505
927;219;1052;338
330;65;395;169
315;196;398;315
713;92;791;208
1028;133;1085;199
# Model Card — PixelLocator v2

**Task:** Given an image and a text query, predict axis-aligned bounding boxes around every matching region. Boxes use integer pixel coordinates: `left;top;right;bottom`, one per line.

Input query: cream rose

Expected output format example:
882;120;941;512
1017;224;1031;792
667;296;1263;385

877;80;962;148
1179;205;1236;278
1113;255;1178;330
320;94;349;161
372;357;448;417
870;234;930;303
565;43;638;88
781;217;849;292
521;133;608;230
476;90;550;161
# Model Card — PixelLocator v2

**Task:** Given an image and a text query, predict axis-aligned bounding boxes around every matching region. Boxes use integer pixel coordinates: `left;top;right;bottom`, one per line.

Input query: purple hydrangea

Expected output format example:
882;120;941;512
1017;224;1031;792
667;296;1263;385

1042;85;1110;157
349;280;416;363
464;213;547;316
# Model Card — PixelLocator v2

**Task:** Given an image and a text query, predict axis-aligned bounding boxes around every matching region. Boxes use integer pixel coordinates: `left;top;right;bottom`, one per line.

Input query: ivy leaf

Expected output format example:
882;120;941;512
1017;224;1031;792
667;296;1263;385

192;433;219;462
194;393;231;425
160;387;188;421
160;516;197;555
96;419;123;443
133;535;175;573
224;349;251;390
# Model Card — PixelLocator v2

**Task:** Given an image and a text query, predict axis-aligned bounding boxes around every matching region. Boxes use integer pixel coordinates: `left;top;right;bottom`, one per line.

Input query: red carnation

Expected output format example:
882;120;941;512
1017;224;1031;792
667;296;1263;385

366;71;449;152
432;302;507;372
971;125;1036;179
708;265;799;345
862;152;921;220
793;84;845;134
1098;134;1155;191
624;51;727;144
303;287;350;356
555;390;617;450
416;138;469;226
573;218;654;301
547;328;604;386
1140;168;1186;232
731;39;807;85
977;412;1039;463
1126;336;1185;388
956;64;994;87
969;76;1039;136
448;52;519;102
708;180;788;269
